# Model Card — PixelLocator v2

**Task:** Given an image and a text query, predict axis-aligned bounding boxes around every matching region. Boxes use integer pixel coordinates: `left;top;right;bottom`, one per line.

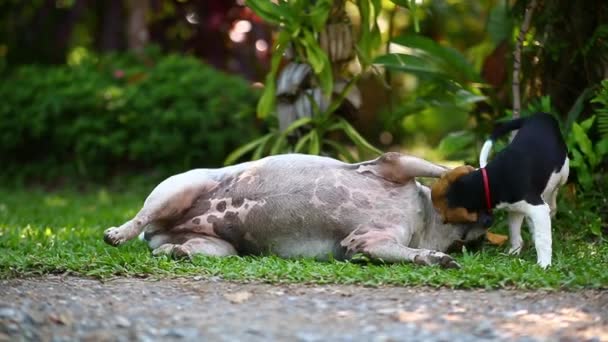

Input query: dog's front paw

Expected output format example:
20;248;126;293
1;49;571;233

537;256;551;269
508;244;523;255
171;245;193;260
414;251;460;269
103;227;125;246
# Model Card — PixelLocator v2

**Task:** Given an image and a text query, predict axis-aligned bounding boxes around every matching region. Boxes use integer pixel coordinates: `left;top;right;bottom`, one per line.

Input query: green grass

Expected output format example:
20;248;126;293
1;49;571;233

0;186;606;289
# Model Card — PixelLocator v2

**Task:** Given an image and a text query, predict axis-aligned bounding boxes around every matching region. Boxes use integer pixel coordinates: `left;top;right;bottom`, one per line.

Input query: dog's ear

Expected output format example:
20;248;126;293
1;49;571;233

431;165;476;223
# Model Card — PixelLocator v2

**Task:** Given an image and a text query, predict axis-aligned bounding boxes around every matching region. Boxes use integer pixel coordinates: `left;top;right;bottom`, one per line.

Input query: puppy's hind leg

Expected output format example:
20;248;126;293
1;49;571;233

523;202;552;268
507;211;525;255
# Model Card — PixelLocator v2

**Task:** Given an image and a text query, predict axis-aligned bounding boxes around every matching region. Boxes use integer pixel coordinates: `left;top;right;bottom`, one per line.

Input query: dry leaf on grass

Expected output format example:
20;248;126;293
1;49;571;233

486;232;508;246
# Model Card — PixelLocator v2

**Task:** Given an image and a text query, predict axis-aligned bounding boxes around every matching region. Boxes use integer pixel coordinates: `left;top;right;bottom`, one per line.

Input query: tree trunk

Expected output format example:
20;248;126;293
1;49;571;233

99;0;126;52
127;0;149;53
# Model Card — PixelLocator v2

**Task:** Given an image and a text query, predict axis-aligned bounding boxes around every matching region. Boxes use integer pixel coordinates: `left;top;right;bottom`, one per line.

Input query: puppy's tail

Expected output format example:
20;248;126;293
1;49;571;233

479;117;527;167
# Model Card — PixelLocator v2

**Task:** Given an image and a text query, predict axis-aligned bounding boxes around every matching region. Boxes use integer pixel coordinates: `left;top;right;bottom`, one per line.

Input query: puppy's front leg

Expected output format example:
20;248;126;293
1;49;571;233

524;203;552;268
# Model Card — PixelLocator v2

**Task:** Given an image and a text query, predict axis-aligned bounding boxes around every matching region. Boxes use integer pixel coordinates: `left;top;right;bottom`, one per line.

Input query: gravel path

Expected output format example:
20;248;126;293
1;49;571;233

0;276;606;341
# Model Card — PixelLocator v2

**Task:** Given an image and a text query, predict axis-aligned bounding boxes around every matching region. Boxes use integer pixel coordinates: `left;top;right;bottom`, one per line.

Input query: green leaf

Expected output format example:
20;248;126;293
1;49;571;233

332;118;382;155
388;0;409;6
595;138;608;157
373;53;441;75
309;130;321;155
295;131;313;152
245;0;295;26
256;31;290;119
391;34;480;83
257;79;276;120
323;77;359;117
487;3;513;44
309;0;332;32
565;88;594;134
252;132;275;160
301;30;333;96
572;122;597;167
224;133;273;165
409;0;419;33
270;117;313;154
270;134;288;155
356;0;382;67
438;131;476;158
324;140;357;162
580;115;596;132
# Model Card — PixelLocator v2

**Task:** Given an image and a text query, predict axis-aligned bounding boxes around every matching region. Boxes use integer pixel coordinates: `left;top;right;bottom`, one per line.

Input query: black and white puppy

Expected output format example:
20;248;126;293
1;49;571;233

446;112;569;268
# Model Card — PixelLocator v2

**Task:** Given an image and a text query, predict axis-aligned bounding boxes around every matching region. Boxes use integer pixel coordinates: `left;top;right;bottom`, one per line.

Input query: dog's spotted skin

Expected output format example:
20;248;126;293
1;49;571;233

104;153;486;268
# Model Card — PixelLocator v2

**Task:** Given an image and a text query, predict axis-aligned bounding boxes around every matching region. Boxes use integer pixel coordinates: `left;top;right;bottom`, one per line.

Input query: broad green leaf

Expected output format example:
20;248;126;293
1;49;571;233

409;0;419;32
565;88;594;134
597;111;608;137
301;30;333;96
309;130;321;155
256;79;276;119
373;53;441;75
295;131;313;152
356;0;382;67
317;62;333;97
580;115;595;131
388;0;409;6
224;133;273;165
595;138;608;157
252;132;275;160
335;118;382;155
438;131;476;158
323;77;359;117
270;135;287;155
454;89;486;106
487;3;513;44
256;31;290;118
270;117;313;154
572;122;597;167
324;140;357;162
391;34;480;83
245;0;292;26
309;0;332;31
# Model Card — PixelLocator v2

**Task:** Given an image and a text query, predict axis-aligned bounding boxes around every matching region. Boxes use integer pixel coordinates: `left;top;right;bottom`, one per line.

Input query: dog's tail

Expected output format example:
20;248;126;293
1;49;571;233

479;117;527;167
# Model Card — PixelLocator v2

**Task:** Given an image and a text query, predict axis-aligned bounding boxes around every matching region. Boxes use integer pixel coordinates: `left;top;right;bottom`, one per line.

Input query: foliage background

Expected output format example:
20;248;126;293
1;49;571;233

0;0;606;232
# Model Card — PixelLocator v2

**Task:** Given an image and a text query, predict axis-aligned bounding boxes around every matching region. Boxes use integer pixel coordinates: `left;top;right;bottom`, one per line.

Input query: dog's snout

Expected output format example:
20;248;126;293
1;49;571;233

479;213;493;228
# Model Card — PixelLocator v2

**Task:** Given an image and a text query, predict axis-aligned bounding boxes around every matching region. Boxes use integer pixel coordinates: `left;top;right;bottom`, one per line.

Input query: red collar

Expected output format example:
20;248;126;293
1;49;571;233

481;167;492;213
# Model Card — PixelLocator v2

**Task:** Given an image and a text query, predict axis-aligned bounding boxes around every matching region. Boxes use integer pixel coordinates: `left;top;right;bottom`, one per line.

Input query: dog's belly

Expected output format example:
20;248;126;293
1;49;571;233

152;155;420;258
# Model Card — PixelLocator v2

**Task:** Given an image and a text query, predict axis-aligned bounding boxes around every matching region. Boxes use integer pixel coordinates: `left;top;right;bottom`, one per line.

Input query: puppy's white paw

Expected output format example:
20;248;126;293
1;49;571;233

103;227;126;246
537;258;551;269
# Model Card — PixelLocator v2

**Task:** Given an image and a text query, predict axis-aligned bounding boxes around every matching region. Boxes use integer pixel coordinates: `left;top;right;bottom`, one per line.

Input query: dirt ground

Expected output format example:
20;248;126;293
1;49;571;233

0;276;606;342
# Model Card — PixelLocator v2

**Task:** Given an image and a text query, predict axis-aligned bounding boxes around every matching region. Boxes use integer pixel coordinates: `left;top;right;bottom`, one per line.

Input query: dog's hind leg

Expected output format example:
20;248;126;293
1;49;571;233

104;170;219;246
507;211;525;255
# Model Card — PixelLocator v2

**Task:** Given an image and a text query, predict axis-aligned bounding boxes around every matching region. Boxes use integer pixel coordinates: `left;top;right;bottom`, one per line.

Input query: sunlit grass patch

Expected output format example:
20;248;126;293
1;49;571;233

0;187;606;289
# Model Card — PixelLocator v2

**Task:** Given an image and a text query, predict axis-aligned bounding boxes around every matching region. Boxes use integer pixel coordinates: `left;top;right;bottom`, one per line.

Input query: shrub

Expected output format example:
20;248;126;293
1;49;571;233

0;49;260;182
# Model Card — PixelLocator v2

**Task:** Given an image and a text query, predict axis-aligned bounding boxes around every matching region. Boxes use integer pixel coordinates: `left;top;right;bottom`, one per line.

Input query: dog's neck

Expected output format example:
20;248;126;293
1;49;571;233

450;167;508;211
